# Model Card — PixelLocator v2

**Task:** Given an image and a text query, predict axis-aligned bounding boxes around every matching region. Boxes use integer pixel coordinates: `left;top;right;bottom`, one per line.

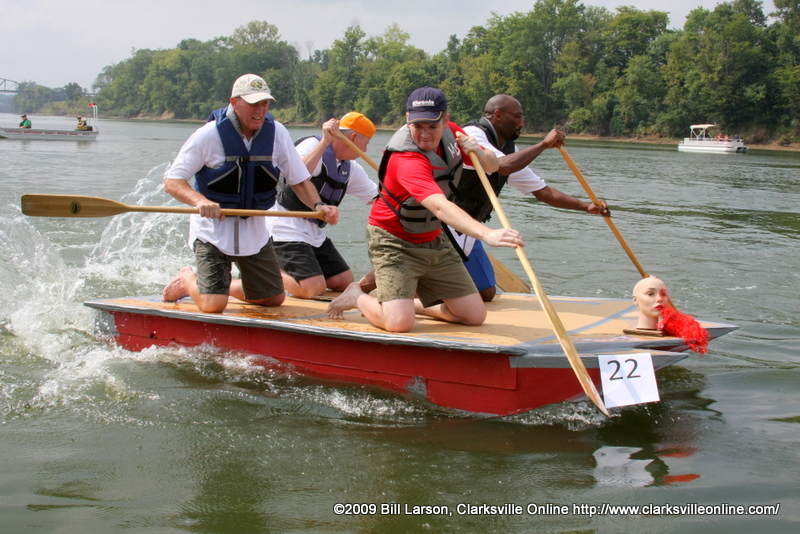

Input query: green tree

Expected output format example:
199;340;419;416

311;26;366;120
76;10;792;140
287;44;322;122
602;6;669;74
230;20;281;48
96;48;156;117
610;55;666;135
14;82;53;113
355;24;429;124
141;48;191;117
770;0;800;138
63;82;84;103
662;2;774;132
771;0;800;63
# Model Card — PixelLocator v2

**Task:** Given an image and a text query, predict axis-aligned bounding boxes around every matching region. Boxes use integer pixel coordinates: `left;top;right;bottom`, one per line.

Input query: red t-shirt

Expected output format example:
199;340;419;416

369;122;473;243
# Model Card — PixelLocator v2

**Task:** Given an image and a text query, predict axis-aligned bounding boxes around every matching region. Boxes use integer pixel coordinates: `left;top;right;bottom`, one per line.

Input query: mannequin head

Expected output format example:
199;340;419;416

632;276;670;329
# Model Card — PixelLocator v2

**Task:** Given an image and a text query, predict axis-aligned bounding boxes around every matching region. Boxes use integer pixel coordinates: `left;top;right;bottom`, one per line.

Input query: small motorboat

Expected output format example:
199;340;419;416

1;104;99;141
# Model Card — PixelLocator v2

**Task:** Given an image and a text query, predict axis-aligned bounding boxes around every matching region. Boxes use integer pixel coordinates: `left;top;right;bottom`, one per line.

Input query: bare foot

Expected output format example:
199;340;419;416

162;266;193;301
326;282;364;319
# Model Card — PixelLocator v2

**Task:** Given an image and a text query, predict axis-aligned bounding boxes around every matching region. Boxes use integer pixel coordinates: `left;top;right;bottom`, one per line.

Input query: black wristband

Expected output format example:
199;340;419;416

314;201;325;209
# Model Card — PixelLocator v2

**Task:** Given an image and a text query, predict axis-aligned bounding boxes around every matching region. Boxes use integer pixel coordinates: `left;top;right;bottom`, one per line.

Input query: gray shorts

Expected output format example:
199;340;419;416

367;225;477;308
193;238;284;300
273;238;350;282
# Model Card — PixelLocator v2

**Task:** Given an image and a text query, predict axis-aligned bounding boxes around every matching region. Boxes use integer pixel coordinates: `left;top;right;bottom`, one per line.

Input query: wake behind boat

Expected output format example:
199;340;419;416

85;292;738;416
677;124;747;153
1;104;99;141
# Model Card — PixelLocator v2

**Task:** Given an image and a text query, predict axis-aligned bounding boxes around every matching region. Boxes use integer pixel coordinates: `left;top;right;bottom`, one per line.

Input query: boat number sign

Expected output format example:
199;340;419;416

598;353;660;409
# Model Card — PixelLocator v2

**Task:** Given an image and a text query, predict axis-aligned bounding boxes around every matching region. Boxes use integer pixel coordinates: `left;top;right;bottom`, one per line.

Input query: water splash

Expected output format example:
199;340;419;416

85;163;193;296
0;167;191;419
503;401;615;429
0;209;89;347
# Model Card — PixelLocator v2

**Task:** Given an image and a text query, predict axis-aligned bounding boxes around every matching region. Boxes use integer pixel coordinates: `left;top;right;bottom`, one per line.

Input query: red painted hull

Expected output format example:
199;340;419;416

86;295;737;416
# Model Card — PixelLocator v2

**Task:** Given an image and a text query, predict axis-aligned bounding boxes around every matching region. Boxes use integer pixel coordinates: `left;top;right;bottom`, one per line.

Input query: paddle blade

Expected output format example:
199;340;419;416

21;194;129;218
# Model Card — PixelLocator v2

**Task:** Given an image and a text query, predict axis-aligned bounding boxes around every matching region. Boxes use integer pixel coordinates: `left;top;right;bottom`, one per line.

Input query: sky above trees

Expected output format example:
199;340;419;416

3;0;730;89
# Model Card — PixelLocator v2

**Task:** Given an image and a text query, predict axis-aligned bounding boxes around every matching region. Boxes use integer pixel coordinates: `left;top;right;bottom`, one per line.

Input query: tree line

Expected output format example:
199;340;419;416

13;82;94;117
15;0;800;144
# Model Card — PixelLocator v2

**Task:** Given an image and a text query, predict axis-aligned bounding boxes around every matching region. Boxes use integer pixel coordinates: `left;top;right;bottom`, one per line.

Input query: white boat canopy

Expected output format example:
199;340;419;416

688;124;720;139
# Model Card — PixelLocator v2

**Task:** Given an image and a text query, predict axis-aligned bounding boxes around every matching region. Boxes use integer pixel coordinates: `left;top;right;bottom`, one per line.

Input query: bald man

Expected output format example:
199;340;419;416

453;94;610;301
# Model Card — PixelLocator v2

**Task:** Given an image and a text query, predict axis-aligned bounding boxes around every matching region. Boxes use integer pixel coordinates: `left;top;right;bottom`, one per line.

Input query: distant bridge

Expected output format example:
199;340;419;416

0;78;95;99
0;78;19;94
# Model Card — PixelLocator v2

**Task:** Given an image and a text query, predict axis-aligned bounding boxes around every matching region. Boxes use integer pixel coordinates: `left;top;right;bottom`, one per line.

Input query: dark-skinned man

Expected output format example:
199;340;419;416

453;94;610;301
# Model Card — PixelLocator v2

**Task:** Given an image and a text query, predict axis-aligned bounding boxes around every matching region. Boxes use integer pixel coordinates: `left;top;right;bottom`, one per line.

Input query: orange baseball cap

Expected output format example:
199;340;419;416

340;112;376;139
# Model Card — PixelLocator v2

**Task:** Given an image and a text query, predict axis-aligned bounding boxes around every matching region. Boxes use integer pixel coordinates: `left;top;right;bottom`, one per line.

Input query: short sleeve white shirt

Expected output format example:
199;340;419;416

462;124;547;194
167;111;310;256
267;136;378;247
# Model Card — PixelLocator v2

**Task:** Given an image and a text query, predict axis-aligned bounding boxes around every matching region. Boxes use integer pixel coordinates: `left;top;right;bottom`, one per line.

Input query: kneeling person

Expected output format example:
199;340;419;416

162;73;338;313
269;112;379;298
327;87;525;333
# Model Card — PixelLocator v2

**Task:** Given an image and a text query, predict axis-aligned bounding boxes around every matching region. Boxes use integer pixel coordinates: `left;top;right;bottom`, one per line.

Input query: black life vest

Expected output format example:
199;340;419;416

194;107;280;210
377;125;463;235
452;116;515;222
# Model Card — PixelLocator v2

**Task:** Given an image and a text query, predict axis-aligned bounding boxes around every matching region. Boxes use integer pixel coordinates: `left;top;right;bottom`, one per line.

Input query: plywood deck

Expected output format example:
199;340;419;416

86;293;737;357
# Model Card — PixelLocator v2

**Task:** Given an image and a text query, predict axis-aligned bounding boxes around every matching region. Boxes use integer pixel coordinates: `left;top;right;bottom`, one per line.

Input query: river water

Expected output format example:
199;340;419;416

1;112;798;533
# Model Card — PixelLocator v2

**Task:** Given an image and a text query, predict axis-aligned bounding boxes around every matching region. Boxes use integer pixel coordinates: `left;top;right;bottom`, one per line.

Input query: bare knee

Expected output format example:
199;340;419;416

326;270;355;292
383;316;416;333
458;305;487;326
196;294;230;313
378;300;417;333
249;292;286;307
462;313;486;327
290;277;327;299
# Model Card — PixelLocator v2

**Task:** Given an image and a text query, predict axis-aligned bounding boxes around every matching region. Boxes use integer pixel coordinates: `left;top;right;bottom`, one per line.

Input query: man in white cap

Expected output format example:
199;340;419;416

327;87;525;332
162;73;339;313
269;111;379;299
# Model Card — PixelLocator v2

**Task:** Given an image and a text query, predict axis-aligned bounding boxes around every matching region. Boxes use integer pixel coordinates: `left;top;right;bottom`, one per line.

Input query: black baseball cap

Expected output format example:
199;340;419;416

406;87;447;123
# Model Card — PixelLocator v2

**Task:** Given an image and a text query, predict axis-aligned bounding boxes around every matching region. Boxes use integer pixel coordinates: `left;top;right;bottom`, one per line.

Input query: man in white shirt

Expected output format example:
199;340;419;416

161;73;338;312
455;94;610;301
269;112;379;298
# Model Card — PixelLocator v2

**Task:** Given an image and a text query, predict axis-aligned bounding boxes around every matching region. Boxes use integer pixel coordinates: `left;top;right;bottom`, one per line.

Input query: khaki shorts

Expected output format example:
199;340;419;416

367;225;477;308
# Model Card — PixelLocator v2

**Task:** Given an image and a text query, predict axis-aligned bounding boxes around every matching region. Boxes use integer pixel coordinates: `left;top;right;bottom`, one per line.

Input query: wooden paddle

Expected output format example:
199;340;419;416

462;140;609;416
336;130;531;294
557;147;648;278
20;194;325;220
336;131;380;172
487;253;530;293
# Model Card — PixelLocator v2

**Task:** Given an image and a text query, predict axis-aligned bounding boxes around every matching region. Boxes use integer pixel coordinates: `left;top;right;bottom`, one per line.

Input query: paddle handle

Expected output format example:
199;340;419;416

463;141;608;416
336;131;379;171
557;147;649;278
129;205;325;219
20;194;325;220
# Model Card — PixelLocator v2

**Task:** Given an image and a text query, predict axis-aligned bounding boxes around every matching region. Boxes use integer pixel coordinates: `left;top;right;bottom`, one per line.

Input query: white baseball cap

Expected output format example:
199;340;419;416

231;74;275;104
